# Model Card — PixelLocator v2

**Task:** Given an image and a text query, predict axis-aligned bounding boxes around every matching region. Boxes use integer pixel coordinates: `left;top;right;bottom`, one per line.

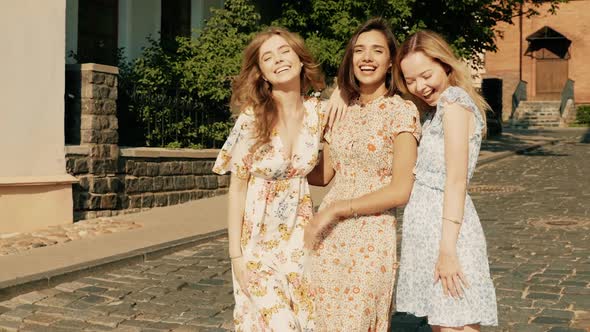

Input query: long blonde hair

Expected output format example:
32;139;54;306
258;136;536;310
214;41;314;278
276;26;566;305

231;27;325;151
393;30;488;132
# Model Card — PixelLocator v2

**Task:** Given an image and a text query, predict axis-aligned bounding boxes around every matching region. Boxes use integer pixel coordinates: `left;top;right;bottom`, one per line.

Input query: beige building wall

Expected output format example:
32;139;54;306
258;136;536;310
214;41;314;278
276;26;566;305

485;0;590;119
0;0;76;233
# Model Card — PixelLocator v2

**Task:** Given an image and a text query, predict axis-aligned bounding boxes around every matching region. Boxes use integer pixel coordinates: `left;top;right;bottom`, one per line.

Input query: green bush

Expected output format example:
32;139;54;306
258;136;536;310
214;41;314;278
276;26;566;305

576;105;590;125
118;0;260;148
116;0;567;147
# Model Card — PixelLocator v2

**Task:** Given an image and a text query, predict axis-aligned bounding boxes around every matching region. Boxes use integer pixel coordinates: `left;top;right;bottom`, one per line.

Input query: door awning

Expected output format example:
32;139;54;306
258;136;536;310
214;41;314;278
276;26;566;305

525;26;571;59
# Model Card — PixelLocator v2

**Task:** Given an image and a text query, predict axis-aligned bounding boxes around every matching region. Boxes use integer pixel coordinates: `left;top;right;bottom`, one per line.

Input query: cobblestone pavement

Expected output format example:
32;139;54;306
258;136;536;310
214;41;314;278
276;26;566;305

0;129;588;332
0;128;565;259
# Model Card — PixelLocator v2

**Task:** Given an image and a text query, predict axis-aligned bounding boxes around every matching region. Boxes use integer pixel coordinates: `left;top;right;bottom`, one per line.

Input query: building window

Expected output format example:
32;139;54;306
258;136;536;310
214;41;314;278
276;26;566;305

161;0;191;50
77;0;119;66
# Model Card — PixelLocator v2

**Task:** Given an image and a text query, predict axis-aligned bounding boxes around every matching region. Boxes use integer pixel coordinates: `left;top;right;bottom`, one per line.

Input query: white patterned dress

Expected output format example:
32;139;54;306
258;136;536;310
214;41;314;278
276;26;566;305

395;87;498;327
213;97;324;331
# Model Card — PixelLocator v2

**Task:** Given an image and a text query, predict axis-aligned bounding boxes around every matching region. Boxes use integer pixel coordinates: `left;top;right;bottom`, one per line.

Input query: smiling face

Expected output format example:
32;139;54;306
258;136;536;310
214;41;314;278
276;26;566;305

352;30;391;91
258;35;302;88
400;51;450;106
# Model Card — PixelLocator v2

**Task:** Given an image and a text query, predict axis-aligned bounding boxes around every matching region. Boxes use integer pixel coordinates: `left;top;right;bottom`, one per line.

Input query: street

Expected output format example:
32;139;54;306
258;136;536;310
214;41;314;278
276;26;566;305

0;130;589;332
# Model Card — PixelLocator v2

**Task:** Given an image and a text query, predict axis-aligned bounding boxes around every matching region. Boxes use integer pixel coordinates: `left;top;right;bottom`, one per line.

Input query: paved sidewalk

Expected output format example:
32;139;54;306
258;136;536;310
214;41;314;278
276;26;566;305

0;128;587;332
0;128;586;329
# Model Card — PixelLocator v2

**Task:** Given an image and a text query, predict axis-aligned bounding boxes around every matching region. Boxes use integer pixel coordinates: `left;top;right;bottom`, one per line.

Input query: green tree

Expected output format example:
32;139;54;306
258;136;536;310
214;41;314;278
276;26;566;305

117;0;260;148
266;0;566;77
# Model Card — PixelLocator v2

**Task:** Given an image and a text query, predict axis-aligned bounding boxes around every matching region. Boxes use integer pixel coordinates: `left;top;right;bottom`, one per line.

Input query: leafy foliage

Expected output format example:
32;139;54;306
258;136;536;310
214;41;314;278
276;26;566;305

271;0;566;75
576;105;590;125
115;0;566;147
117;0;260;148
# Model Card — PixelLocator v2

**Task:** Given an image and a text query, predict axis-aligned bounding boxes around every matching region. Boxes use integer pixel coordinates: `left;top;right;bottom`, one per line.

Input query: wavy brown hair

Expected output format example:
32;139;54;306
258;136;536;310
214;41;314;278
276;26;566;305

337;18;399;101
231;27;325;151
393;30;489;132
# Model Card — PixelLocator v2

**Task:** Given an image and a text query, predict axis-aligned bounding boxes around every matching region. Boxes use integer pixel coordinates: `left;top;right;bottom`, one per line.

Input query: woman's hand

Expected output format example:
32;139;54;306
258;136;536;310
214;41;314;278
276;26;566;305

434;251;470;298
304;207;336;249
304;201;346;249
231;256;251;297
325;86;348;129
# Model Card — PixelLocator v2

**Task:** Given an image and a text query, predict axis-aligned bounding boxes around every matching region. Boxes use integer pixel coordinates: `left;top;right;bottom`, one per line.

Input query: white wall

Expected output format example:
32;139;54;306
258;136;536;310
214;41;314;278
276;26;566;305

65;0;79;64
0;0;67;177
119;0;161;60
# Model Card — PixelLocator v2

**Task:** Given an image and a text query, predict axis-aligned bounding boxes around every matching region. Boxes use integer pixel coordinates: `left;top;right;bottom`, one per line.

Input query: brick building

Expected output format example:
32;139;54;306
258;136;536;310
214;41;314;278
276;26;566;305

484;0;590;122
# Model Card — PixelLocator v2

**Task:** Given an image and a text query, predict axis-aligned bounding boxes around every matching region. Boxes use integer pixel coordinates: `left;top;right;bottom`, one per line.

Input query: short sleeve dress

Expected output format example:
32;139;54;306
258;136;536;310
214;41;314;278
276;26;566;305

395;86;498;327
310;94;421;332
213;97;325;332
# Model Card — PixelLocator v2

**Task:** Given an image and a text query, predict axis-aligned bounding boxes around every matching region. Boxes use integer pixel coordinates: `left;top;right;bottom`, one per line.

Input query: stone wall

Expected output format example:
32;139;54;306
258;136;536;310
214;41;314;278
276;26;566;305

65;63;228;221
66;146;229;221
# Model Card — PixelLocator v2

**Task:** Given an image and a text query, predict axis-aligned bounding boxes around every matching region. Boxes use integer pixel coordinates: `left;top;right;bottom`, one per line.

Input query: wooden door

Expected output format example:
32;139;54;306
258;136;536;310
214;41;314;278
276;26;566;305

535;58;568;100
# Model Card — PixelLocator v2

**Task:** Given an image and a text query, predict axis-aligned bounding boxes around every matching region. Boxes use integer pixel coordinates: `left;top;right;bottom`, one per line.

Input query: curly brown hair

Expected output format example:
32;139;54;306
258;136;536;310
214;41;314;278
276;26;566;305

231;27;325;151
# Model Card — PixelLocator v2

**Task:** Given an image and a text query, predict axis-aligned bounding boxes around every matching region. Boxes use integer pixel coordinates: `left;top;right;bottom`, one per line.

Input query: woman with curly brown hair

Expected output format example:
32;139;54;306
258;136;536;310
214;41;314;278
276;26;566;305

212;27;325;331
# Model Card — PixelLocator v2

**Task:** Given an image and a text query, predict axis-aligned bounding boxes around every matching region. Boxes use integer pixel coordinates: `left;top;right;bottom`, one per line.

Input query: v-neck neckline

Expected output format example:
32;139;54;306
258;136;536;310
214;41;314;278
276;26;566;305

274;104;308;161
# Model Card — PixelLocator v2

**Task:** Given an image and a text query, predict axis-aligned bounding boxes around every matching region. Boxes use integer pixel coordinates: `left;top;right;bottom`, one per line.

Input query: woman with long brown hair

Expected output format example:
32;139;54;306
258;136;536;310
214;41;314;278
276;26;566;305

213;27;325;331
304;18;421;331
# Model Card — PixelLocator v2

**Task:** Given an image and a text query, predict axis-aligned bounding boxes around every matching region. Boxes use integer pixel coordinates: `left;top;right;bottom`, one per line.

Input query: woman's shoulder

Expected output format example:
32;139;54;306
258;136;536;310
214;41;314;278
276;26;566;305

440;86;474;106
382;94;419;115
303;95;327;115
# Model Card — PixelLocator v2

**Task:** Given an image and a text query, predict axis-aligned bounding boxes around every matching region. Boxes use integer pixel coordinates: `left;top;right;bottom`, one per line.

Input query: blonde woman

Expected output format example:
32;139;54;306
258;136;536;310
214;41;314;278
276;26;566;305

393;30;498;331
212;27;325;331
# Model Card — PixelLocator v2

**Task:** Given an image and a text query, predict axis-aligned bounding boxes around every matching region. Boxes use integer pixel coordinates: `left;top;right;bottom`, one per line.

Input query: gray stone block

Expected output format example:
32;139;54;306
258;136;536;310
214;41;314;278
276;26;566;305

218;175;229;188
89;159;117;175
142;193;154;208
168;193;180;205
109;177;123;192
154;193;168;207
97;129;118;144
196;176;206;189
88;194;101;210
104;74;116;87
74;158;89;174
100;194;117;209
204;176;218;189
163;177;175;191
90;177;110;194
160;162;172;176
147;163;159;177
78;175;90;190
103;100;116;115
125;177;140;193
180;192;190;204
174;176;187;190
153;177;164;191
132;161;147;177
128;195;142;209
118;195;129;209
171;162;182;175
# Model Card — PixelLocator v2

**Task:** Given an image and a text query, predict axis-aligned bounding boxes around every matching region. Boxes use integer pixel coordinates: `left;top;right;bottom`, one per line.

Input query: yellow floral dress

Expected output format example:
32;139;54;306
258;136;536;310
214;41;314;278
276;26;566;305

310;95;421;332
213;97;324;331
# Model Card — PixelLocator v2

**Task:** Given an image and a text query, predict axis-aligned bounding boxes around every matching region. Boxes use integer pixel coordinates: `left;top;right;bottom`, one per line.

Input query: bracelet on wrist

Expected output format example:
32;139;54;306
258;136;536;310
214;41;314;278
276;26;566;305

442;217;461;225
349;199;358;219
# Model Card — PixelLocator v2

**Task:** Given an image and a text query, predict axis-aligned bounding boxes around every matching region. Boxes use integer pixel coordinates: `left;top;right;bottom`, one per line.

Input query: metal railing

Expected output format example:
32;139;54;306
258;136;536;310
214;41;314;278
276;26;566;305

117;81;231;148
559;79;574;116
511;80;527;119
